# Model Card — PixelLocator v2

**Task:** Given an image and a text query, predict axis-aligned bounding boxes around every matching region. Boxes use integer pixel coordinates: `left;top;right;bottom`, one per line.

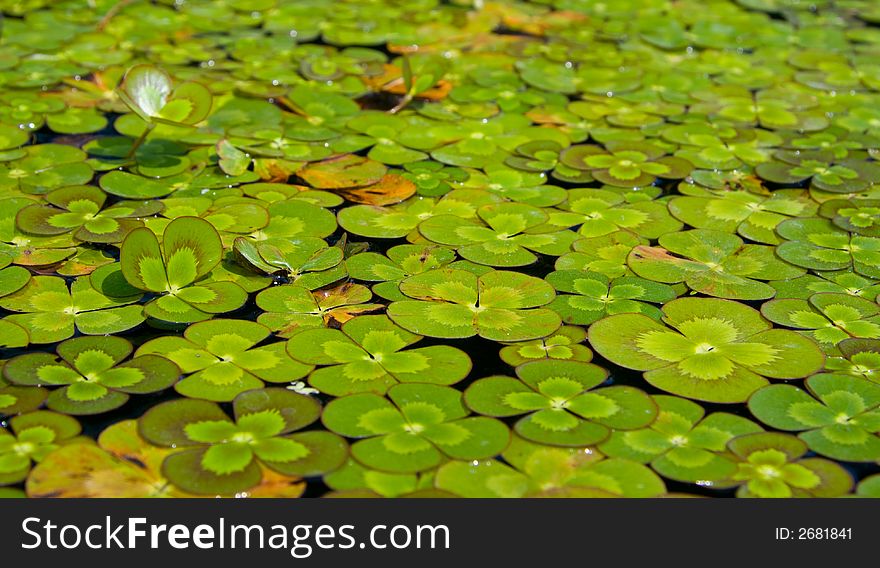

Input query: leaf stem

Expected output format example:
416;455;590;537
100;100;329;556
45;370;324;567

126;122;155;159
97;0;136;31
388;94;413;115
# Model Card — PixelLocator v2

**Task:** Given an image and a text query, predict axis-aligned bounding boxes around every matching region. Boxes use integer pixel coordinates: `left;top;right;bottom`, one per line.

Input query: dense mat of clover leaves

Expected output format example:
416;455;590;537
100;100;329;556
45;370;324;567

2;0;880;498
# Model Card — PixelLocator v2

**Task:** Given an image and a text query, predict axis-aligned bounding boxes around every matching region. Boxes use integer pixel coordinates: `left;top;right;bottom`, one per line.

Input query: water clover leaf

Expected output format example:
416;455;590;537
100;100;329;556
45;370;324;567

286;315;471;396
725;432;852;498
0;371;46;417
120;216;247;323
321;383;510;474
0;319;29;348
146;196;270;239
345;244;456;301
434;435;666;498
560;142;692;187
16;185;163;243
599;395;762;484
233;236;344;289
748;374;880;462
668;190;816;245
543;188;683;239
819;198;880;236
248;199;337;241
387;268;561;341
460;164;567;207
0;197;78;268
775;218;880;278
119;64;212;127
139;389;347;495
401;161;468;197
756;150;880;194
760;293;880;354
0;144;93;195
98;171;176;199
824;339;880;383
588;297;825;403
323;458;436;498
465;359;656;447
554;231;646;278
256;282;383;338
0;124;29;151
336;190;500;239
545;270;676;325
0;410;80;485
0;266;30;298
498;326;593;367
628;229;805;300
333;112;429;165
4;336;179;415
769;270;880;301
136;319;312;402
418;203;577;267
0;275;144;343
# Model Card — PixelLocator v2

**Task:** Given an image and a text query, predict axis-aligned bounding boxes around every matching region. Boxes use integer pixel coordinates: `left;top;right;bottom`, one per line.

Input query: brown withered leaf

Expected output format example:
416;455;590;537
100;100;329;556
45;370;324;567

298;154;387;189
333;173;416;205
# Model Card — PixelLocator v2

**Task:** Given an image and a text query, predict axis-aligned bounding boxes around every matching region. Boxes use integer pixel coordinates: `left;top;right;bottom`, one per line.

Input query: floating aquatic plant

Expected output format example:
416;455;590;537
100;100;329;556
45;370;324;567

589;298;825;403
139;388;347;494
120;216;247;323
287;315;472;396
321;383;509;473
464;360;656;447
4;336;179;415
2;0;880;499
136;319;311;402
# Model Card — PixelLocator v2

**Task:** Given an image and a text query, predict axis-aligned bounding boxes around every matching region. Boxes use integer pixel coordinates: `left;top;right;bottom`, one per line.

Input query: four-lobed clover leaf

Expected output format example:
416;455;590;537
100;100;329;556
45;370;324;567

255;282;383;338
559;142;693;187
629;228;806;300
761;292;880;354
724;432;852;498
0;273;145;343
0;411;80;485
668;189;816;245
498;326;593;367
418;202;577;267
545;269;677;325
434;434;666;498
387;267;561;341
4;336;178;415
819;198;880;237
345;244;456;301
233;236;345;290
599;395;763;484
136;319;312;402
589;297;825;403
775;218;880;279
120;216;247;323
139;388;347;495
749;374;880;462
322;383;510;474
542;188;683;239
465;360;657;446
824;339;880;383
286;315;471;396
16;185;162;244
554;231;646;278
756;150;880;194
337;190;500;239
